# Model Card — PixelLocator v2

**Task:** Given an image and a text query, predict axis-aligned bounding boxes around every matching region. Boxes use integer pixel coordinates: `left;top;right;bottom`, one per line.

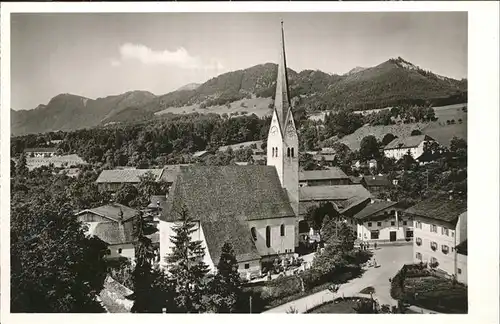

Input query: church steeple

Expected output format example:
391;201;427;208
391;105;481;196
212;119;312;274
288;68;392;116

274;20;292;130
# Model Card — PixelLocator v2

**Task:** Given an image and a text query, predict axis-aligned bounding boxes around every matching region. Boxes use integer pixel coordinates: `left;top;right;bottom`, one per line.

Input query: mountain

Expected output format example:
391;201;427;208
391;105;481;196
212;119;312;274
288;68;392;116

11;57;467;136
176;83;201;91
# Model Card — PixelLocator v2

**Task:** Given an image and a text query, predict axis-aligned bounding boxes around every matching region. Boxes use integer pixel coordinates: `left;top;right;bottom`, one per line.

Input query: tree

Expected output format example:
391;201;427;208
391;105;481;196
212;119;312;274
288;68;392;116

114;184;140;207
382;133;397;147
359;135;380;161
400;150;417;171
16;152;28;178
166;206;210;313
305;202;338;231
11;202;108;312
131;211;170;313
206;242;243;313
134;172;168;208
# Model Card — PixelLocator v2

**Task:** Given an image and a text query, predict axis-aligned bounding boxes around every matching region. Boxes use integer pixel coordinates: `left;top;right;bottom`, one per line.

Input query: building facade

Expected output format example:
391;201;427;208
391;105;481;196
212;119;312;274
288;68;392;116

383;135;434;160
354;201;413;243
405;196;467;280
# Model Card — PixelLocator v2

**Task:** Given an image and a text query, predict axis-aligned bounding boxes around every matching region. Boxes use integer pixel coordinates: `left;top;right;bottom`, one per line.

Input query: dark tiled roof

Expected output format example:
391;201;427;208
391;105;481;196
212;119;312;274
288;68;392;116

384;135;432;150
96;169;163;183
456;239;467;256
161;165;295;222
299;184;371;202
92;221;135;245
353;201;398;220
24;147;57;153
362;175;391;187
77;203;139;222
299;168;348;181
404;195;467;223
202;221;260;263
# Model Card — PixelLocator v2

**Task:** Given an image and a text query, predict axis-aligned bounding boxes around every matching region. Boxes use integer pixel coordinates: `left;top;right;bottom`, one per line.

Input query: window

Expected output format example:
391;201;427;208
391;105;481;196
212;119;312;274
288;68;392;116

275;148;278;157
370;230;379;240
416;252;422;260
430;257;438;264
390;210;395;215
406;230;414;238
280;224;285;237
416;237;422;246
458;268;462;274
367;222;372;227
377;222;382;227
451;231;455;237
430;224;437;233
415;221;422;229
118;248;123;254
442;245;449;254
287;147;290;157
291;148;295;157
442;227;449;236
272;147;275;157
391;221;395;226
403;221;407;226
266;226;271;248
430;241;438;251
244;263;250;269
251;227;257;241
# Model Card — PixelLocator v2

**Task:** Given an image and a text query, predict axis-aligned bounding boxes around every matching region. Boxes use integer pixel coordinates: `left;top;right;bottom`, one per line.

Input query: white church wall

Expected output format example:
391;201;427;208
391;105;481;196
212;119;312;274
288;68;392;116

247;217;295;257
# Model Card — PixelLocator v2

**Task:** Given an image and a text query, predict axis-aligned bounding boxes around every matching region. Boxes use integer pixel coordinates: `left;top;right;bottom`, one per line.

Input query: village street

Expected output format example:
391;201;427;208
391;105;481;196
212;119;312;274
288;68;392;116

263;244;413;313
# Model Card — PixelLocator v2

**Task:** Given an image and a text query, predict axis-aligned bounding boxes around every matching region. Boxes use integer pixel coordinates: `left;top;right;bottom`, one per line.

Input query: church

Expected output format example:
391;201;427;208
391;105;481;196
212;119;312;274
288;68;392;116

158;22;303;278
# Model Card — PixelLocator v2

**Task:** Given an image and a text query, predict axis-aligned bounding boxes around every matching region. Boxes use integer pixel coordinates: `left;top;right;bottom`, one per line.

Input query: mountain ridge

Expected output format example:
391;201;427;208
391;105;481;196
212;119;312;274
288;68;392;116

12;57;467;136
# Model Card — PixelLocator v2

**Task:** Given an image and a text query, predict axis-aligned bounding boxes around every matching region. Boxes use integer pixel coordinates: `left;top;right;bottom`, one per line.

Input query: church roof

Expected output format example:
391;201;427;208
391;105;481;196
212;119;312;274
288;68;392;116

202;221;261;264
160;165;295;223
274;21;293;131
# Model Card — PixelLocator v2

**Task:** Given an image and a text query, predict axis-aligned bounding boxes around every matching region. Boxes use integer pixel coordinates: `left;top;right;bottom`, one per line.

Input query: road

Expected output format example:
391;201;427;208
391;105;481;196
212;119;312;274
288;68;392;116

263;245;413;313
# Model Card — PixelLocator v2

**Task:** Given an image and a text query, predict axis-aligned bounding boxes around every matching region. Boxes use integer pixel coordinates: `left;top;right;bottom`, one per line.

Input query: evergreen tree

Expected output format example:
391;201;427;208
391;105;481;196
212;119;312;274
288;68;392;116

207;242;243;313
167;206;210;313
16;152;28;178
131;210;164;312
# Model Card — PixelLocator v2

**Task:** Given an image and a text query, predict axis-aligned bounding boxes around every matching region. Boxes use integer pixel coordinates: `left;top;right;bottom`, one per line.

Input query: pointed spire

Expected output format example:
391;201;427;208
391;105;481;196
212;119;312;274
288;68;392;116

274;20;292;130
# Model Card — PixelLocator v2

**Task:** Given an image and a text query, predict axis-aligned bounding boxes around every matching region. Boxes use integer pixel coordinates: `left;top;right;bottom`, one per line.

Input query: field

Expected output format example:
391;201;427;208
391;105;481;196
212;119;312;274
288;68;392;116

310;103;468;123
154;97;273;118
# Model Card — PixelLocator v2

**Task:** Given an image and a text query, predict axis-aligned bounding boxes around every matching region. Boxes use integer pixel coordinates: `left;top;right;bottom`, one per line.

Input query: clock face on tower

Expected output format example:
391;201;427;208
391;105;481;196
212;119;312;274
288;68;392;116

270;126;278;135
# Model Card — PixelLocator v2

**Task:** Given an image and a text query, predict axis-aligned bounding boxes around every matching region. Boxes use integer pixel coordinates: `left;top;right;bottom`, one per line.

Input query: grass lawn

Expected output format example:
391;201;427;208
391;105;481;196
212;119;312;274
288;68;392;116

402;276;468;314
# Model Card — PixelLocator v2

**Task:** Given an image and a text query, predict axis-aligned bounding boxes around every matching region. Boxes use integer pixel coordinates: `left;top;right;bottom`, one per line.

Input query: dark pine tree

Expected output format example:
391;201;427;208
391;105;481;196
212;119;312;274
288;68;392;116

167;206;210;313
207;242;243;313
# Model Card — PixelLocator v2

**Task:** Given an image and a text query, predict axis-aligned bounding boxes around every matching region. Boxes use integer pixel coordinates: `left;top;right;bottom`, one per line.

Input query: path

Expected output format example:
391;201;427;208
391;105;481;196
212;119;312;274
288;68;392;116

263;245;412;313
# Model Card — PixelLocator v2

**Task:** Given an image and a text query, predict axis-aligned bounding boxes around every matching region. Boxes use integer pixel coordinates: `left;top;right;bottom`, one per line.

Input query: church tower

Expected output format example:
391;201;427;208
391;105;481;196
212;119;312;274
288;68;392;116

267;21;300;233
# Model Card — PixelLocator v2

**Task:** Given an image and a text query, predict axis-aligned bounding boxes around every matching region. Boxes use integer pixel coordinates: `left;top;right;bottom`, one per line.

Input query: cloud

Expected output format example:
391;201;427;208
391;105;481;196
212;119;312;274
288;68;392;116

111;43;223;70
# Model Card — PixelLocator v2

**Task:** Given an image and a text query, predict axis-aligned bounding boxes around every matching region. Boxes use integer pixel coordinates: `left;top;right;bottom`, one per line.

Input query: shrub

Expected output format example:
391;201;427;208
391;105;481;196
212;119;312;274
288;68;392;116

260;275;303;302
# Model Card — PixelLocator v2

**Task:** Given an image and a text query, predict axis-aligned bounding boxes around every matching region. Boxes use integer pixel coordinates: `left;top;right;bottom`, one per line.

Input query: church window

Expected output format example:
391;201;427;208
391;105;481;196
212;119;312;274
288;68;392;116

272;148;275;157
280;224;285;236
275;147;278;157
287;147;290;157
251;227;257;241
266;226;271;248
291;148;295;157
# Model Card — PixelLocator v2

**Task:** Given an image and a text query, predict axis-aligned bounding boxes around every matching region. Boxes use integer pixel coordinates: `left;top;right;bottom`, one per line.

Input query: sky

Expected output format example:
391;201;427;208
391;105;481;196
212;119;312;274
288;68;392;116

11;12;467;110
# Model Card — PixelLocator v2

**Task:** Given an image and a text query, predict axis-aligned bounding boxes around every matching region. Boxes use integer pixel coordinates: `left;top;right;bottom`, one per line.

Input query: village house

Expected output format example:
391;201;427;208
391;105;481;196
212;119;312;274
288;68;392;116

96;165;187;192
455;239;467;284
353;201;413;243
299;167;351;187
360;175;392;194
404;195;467;281
23;147;58;158
75;203;139;259
383;135;435;160
159;22;300;279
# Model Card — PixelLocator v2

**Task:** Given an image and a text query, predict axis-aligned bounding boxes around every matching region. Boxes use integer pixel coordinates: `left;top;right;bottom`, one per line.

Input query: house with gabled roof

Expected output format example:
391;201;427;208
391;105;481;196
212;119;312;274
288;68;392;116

404;195;467;281
353;200;412;244
383;134;435;160
299;167;351;187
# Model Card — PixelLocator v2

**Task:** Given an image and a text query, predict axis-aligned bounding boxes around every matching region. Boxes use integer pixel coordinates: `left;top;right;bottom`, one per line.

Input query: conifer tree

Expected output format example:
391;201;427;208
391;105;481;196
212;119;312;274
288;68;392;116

167;206;209;313
131;210;168;313
207;242;243;313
